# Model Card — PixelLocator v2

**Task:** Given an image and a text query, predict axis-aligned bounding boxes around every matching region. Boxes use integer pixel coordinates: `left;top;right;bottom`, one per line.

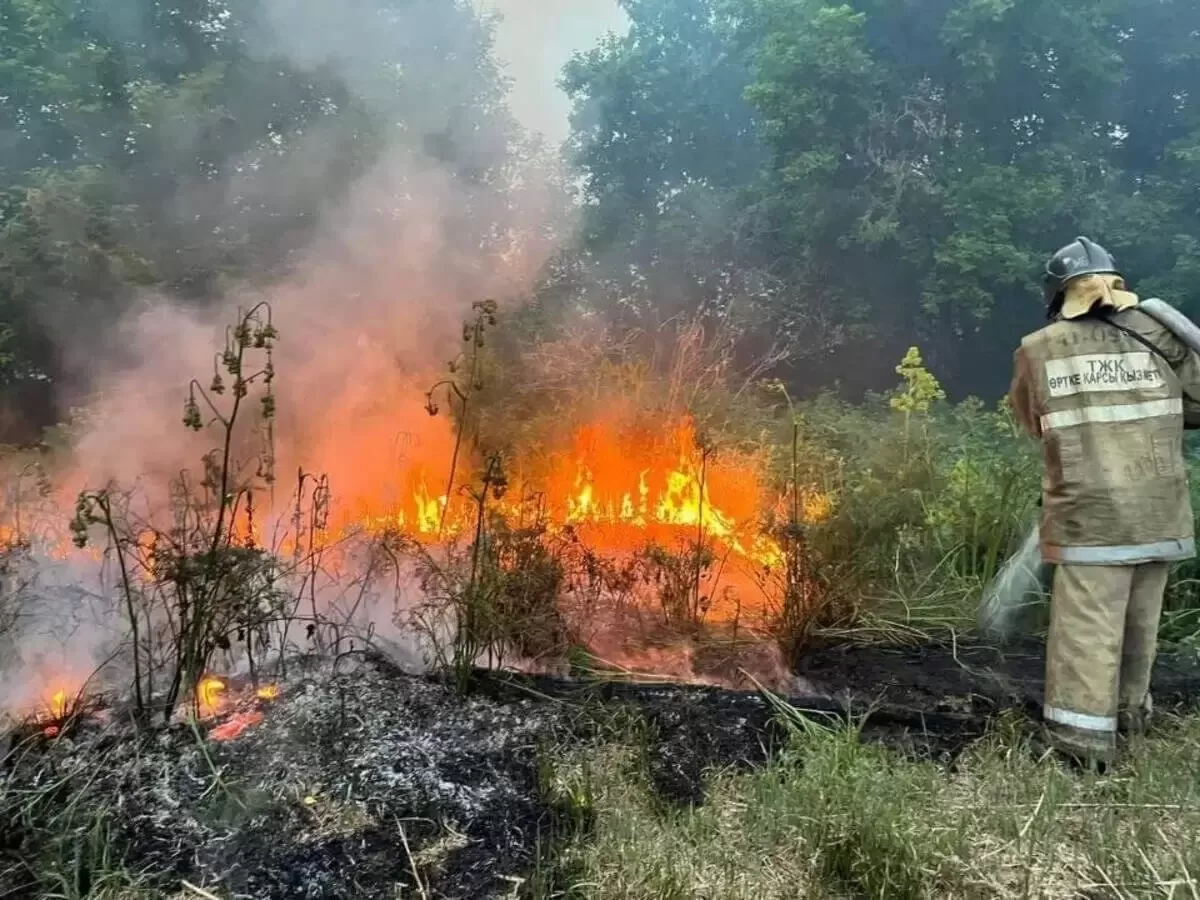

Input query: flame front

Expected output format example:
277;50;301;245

545;419;778;565
45;689;68;720
8;414;835;723
361;417;816;572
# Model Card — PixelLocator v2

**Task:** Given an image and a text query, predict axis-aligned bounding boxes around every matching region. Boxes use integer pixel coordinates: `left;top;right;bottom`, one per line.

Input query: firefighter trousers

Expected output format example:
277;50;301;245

1043;562;1168;759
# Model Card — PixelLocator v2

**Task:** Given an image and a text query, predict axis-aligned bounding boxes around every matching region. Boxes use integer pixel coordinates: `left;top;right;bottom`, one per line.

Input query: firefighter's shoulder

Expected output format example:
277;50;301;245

1018;319;1076;351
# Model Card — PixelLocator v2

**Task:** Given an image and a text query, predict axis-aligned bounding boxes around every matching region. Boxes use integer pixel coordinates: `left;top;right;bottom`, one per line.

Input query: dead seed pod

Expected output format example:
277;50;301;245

183;394;203;430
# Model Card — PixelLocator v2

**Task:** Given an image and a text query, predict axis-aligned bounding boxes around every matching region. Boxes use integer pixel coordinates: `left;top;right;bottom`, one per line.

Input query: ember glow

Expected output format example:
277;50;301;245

194;680;274;741
208;710;264;742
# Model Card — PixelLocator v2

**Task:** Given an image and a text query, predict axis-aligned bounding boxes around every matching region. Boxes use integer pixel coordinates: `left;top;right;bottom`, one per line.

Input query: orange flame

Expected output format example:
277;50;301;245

6;411;836;702
196;676;226;717
45;689;69;720
355;417;820;574
536;419;785;566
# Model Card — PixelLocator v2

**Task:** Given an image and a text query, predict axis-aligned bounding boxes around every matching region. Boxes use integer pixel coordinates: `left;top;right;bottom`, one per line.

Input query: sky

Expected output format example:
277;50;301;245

483;0;630;143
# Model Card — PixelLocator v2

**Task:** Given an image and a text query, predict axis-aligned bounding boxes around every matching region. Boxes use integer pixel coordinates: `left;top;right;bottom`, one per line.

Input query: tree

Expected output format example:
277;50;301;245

562;0;1200;399
560;0;828;370
743;0;1200;396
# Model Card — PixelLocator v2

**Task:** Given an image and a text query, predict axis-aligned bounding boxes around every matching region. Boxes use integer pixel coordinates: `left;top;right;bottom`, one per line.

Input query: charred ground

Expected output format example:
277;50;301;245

5;638;1200;899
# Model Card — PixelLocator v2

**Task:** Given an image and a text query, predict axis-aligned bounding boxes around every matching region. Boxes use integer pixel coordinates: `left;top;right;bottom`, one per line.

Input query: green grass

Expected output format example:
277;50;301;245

541;709;1200;899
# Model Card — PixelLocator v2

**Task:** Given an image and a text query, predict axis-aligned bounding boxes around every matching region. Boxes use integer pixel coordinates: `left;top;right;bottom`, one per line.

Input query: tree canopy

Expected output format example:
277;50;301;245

1;0;1199;430
563;0;1200;398
0;0;518;430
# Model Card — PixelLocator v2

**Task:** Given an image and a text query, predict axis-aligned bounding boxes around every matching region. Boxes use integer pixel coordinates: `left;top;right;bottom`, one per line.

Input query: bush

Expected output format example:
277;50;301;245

405;454;573;689
763;362;1036;641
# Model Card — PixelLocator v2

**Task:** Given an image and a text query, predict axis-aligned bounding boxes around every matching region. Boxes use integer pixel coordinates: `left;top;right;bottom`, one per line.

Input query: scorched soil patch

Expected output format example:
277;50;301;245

4;639;1200;898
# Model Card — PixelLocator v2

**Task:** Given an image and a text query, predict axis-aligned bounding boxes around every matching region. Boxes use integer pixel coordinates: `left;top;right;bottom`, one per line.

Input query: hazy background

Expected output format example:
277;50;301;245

486;0;629;141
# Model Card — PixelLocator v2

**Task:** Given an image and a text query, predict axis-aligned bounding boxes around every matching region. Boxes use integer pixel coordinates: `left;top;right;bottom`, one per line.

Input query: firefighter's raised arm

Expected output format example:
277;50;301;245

1131;301;1200;429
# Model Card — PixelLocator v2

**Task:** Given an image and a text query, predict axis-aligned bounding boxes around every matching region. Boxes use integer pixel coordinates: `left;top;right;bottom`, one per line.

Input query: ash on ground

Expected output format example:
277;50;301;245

1;655;572;899
5;640;1200;899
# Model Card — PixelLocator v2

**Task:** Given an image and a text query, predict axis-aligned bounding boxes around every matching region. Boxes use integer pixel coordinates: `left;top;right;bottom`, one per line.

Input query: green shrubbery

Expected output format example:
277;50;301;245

778;362;1040;637
778;351;1200;648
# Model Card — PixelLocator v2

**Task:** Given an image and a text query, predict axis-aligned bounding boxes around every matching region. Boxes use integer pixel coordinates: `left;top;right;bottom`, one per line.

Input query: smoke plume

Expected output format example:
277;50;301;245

1;0;588;718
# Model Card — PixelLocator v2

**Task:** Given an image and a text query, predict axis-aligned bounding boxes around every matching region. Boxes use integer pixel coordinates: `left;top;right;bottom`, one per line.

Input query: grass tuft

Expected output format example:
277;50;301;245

546;704;1200;899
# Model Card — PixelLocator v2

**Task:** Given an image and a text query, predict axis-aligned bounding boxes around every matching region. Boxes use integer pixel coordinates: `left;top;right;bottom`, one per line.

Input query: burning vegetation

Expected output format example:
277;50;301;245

338;415;804;565
3;0;1200;893
1;301;842;731
0;288;1102;894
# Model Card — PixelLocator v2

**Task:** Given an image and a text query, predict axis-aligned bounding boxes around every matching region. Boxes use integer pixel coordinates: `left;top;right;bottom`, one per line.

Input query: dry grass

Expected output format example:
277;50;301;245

544;708;1200;900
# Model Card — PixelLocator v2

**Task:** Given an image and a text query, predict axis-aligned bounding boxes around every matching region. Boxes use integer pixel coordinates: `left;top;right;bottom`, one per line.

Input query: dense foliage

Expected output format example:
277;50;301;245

2;0;1199;420
562;0;1200;398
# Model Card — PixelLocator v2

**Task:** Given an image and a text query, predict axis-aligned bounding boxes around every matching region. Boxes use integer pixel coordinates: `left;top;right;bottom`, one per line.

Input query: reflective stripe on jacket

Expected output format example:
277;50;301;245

1010;307;1200;565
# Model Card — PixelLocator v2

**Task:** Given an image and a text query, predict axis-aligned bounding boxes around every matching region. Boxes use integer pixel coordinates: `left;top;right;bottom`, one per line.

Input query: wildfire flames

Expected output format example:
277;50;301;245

20;676;280;742
46;689;68;720
193;676;280;742
197;676;227;718
361;417;815;571
33;688;72;737
9;414;832;730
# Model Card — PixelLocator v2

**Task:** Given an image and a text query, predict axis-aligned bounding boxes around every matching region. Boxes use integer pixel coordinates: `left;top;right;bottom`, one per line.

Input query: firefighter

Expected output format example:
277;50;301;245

1009;236;1200;769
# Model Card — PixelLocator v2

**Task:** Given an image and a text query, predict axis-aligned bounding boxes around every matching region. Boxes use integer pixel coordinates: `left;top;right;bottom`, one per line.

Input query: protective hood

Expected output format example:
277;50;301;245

1060;273;1140;320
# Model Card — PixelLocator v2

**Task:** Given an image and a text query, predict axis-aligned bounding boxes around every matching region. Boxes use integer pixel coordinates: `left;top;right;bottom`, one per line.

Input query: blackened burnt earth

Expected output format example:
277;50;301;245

4;639;1200;898
792;636;1200;717
478;636;1200;806
1;656;574;900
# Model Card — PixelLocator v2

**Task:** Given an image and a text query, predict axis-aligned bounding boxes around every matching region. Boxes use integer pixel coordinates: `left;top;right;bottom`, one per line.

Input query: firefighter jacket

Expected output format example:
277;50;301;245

1010;306;1200;565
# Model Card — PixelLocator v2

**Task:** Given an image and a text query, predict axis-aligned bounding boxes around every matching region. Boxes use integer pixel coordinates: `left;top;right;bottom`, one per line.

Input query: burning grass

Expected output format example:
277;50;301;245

0;310;1041;733
7;302;1200;896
